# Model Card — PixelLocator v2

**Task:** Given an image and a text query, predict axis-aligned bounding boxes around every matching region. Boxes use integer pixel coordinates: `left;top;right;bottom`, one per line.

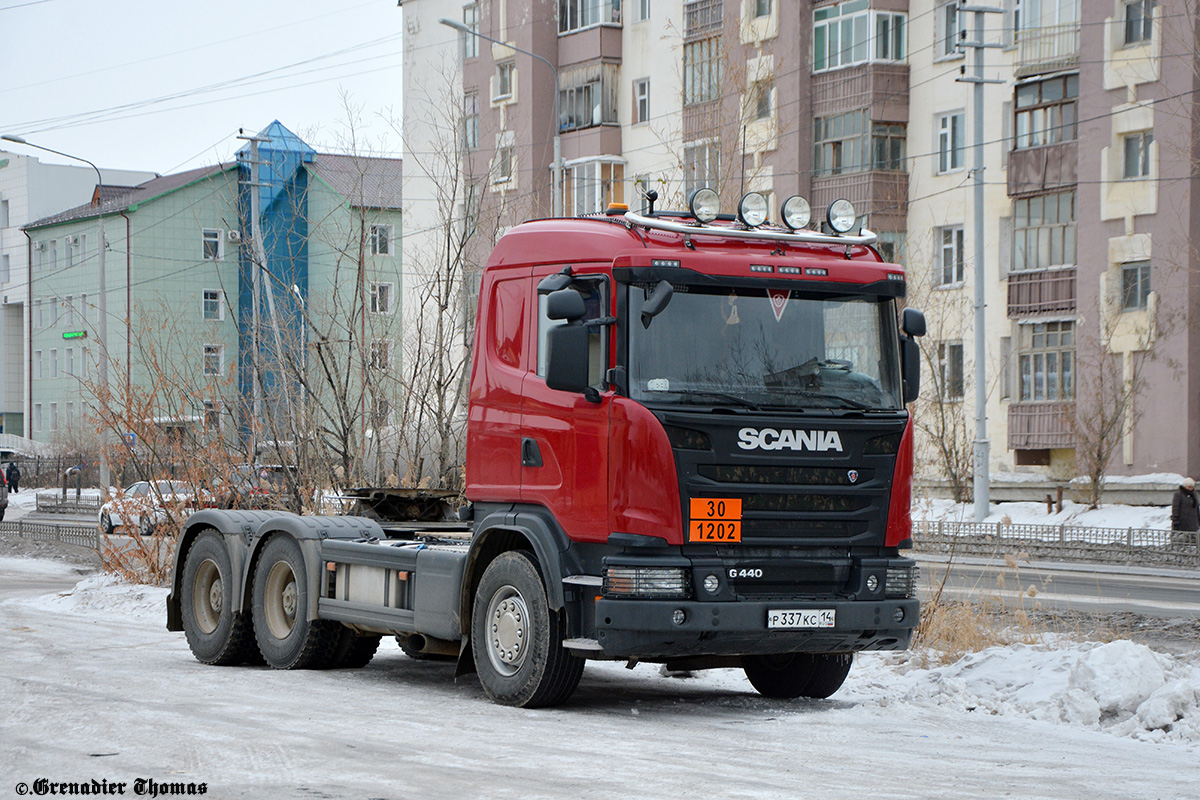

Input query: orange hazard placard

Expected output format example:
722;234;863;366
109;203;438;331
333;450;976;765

689;498;742;543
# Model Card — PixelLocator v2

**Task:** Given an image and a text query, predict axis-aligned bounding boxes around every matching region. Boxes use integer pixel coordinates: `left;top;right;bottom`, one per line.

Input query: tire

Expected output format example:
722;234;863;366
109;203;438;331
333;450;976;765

742;652;853;700
802;653;854;699
138;515;155;537
470;551;584;708
329;629;382;669
180;531;258;665
100;512;115;536
251;535;340;669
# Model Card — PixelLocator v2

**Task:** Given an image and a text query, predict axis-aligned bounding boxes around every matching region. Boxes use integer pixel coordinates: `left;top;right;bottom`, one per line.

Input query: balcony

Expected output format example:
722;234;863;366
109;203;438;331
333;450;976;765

811;171;908;232
1015;23;1080;78
1007;141;1077;197
811;63;909;122
1007;267;1076;317
1008;401;1075;450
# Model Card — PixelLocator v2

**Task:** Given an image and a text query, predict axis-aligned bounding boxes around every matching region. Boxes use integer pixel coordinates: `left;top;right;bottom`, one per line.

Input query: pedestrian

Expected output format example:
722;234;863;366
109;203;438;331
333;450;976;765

5;461;18;494
0;471;8;522
1170;477;1199;546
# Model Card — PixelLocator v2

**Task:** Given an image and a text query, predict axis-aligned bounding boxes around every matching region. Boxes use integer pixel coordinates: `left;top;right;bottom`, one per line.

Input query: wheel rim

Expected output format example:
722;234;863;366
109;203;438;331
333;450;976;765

264;561;298;640
191;558;223;635
484;584;530;677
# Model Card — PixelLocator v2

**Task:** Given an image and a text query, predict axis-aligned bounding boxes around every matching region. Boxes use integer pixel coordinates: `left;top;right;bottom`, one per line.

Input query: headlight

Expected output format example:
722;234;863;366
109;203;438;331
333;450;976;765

780;195;811;230
604;566;691;599
688;187;720;223
886;565;917;599
737;192;768;227
826;199;857;233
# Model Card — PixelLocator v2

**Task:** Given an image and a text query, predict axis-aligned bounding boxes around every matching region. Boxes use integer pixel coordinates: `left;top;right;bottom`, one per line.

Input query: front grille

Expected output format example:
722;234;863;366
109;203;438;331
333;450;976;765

698;464;872;486
741;519;867;539
741;493;868;513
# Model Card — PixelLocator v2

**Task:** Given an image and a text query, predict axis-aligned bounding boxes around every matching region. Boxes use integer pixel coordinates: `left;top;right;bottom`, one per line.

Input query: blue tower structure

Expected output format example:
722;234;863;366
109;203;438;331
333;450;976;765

236;121;315;441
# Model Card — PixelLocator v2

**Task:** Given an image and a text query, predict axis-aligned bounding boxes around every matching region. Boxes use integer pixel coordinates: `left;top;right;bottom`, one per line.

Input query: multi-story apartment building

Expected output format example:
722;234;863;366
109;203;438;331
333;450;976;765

20;123;404;461
0;152;154;442
401;0;1200;482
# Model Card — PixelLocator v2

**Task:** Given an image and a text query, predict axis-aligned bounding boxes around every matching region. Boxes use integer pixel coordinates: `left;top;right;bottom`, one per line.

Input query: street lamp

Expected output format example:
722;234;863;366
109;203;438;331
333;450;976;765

437;17;563;217
2;134;111;487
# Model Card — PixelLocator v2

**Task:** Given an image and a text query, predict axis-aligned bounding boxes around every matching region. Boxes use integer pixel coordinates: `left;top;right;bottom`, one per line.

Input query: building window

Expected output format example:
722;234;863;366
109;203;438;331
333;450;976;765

937;226;965;284
34;350;42;380
50;348;58;378
1120;262;1151;311
559;0;621;33
1012;190;1075;271
81;293;88;324
50;403;58;432
813;3;907;72
203;400;221;431
751;81;772;120
1014;75;1078;150
1122;130;1153;178
876;231;906;265
203;344;224;376
63;295;74;328
683;37;721;105
495;62;514;100
81;347;89;380
66;402;74;429
34;403;42;433
203;289;223;321
938;341;964;400
1123;0;1154;45
938;1;960;58
370;224;393;256
567;161;625;216
683;141;720;197
372;398;391;427
636;0;651;22
872;123;906;171
462;4;478;58
464;92;479;150
202;228;222;261
495;145;514;183
558;62;620;132
369;340;392;371
1018;321;1074;401
754;0;771;18
66;348;74;376
49;297;59;328
370;282;394;314
938;113;965;173
814;110;868;176
634;78;650;124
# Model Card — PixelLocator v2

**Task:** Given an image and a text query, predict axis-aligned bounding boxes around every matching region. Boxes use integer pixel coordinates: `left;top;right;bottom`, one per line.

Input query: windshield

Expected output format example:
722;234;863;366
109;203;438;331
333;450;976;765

628;284;903;411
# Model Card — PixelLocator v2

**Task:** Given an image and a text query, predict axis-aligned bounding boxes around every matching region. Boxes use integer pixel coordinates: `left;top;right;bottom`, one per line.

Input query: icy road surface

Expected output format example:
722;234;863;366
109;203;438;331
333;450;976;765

1;556;1197;800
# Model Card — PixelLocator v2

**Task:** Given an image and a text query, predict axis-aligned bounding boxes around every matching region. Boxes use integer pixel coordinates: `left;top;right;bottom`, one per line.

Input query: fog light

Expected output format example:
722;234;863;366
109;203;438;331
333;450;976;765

893;607;905;623
886;565;917;598
703;574;720;594
672;609;687;625
826;198;857;233
866;575;879;592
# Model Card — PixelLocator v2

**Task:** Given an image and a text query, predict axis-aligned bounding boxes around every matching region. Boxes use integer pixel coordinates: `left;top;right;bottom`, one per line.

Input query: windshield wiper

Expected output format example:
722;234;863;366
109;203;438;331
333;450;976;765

665;390;760;410
782;390;872;410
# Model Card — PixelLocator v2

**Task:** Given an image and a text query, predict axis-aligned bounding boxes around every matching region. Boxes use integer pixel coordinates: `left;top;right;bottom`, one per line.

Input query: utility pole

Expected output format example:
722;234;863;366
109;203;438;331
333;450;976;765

238;133;269;457
955;2;1004;523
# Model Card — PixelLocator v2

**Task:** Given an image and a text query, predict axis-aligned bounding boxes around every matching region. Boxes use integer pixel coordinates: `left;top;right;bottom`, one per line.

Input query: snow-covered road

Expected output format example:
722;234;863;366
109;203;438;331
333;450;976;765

1;556;1197;800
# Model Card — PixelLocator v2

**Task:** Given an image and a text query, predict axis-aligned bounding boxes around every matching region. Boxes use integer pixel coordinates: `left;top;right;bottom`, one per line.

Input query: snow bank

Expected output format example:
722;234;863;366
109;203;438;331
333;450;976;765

15;572;169;622
852;641;1200;744
914;497;1174;530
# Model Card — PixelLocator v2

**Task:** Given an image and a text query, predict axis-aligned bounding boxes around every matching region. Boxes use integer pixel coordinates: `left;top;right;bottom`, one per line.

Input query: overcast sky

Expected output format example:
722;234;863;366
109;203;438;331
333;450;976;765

0;0;405;176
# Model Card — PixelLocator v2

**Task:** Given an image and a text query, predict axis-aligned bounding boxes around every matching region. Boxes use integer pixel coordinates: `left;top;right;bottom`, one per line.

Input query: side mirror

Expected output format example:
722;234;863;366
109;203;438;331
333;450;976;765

902;307;926;338
545;323;591;393
546;289;586;321
640;280;674;328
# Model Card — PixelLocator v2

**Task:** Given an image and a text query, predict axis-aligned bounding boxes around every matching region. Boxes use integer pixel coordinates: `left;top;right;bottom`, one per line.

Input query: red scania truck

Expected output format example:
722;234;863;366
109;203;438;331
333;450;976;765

167;189;927;708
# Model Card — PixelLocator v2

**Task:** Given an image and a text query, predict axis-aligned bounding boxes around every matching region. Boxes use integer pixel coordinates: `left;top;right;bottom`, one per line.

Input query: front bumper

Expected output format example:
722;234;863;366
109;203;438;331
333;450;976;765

592;596;918;659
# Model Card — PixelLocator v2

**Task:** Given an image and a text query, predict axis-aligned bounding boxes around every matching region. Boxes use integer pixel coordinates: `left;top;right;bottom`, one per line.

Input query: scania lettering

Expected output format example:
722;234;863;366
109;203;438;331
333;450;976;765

737;428;845;452
166;190;927;708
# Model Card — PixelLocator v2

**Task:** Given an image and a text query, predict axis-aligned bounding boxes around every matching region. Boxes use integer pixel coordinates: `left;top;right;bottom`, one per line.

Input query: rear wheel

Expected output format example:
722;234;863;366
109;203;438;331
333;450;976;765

470;551;584;708
99;512;115;536
743;652;854;699
251;535;339;669
329;628;382;669
180;531;258;665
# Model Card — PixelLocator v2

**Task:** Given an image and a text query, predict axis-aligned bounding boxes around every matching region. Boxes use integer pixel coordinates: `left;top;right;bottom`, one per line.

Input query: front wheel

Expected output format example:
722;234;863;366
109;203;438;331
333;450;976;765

180;531;258;665
100;512;115;536
251;535;339;669
743;652;853;699
470;551;583;708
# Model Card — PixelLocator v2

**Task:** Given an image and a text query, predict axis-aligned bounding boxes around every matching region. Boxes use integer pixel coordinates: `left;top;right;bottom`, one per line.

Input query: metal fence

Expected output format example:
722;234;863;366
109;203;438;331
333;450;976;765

34;491;102;515
914;519;1200;569
0;520;101;550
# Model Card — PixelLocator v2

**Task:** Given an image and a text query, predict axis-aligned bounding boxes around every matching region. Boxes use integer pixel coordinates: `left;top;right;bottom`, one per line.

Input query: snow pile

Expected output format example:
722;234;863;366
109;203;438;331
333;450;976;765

914;496;1174;530
20;572;169;622
852;641;1200;744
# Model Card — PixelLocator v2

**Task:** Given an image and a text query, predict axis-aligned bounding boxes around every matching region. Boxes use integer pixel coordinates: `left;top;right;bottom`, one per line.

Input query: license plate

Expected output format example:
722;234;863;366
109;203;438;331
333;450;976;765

767;609;836;629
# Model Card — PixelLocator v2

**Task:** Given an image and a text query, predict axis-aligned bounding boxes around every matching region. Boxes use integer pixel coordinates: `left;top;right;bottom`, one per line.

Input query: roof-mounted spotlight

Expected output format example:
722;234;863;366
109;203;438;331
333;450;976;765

826;199;857;234
737;192;768;227
780;195;812;231
688;187;720;224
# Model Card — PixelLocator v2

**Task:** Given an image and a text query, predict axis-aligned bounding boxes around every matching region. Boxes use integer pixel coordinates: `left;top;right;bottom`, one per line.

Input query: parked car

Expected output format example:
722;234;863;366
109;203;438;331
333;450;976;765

98;480;211;536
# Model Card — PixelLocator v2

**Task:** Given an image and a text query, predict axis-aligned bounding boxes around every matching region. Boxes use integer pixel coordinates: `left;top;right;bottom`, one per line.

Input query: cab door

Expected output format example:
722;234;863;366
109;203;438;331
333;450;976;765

519;266;611;544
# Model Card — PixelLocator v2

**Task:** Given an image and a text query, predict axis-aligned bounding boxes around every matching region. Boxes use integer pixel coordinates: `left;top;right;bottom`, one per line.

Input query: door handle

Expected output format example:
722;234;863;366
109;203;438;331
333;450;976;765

521;438;543;468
